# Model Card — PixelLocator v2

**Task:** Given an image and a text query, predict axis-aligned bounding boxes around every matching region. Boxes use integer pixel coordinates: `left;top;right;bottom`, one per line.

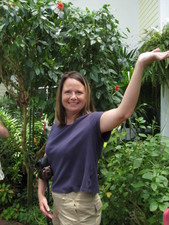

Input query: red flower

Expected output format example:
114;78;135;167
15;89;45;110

13;188;17;195
115;85;120;91
57;2;64;10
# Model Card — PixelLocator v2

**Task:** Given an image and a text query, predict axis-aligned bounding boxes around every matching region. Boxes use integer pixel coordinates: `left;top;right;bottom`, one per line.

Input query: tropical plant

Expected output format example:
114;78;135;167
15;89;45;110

0;108;47;204
138;24;169;126
99;119;169;225
0;109;24;185
0;183;14;206
139;24;169;87
0;0;62;203
0;181;53;225
1;203;45;224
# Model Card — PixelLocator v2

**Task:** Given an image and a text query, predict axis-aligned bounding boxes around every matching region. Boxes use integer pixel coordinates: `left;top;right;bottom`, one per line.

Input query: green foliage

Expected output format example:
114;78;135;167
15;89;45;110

1;203;47;224
99;119;169;225
0;182;53;225
0;0;134;112
18;204;47;225
0;107;47;186
0;203;25;221
0;109;23;185
0;183;14;206
140;24;169;87
55;4;135;110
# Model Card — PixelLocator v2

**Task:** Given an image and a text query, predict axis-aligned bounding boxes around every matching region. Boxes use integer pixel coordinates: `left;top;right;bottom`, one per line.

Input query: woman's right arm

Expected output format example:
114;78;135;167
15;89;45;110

38;178;53;219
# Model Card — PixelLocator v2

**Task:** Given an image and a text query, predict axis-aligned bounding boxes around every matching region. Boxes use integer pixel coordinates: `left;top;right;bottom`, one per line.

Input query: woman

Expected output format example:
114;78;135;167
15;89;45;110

38;48;169;225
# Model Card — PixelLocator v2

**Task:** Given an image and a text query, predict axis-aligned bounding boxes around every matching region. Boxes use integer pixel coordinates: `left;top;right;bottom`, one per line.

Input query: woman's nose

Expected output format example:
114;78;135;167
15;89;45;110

70;92;77;99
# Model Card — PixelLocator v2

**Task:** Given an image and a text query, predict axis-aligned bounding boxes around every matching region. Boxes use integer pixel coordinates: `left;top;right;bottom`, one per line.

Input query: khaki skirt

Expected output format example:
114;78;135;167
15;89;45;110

52;192;102;225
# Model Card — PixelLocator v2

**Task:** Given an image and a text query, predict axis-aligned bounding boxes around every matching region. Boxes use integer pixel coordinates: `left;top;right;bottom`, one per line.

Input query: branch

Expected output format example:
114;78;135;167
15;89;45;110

35;142;47;161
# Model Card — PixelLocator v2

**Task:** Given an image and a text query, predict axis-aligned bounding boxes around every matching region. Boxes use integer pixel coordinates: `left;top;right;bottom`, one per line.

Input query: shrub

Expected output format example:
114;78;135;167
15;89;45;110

0;183;14;206
99;120;169;225
0;107;47;191
0;109;24;186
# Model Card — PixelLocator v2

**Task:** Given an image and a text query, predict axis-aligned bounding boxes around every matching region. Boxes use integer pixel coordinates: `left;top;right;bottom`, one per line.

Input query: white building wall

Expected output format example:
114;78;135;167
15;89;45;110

159;0;169;27
161;86;169;136
139;0;159;39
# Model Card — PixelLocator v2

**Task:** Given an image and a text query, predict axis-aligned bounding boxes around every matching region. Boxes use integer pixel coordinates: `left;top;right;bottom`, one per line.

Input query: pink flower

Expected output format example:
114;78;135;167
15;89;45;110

115;85;120;91
57;2;64;10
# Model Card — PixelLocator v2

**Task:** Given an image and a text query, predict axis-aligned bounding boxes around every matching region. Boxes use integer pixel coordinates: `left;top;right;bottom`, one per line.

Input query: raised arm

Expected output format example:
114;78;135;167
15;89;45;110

100;48;169;133
0;124;9;138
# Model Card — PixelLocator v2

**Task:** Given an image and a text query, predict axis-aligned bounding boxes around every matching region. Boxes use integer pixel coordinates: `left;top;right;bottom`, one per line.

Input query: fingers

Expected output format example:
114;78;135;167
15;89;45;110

157;51;169;60
45;211;54;220
152;48;160;52
161;51;169;60
39;198;54;220
44;204;54;219
152;48;169;57
138;49;169;67
151;48;169;61
41;204;54;219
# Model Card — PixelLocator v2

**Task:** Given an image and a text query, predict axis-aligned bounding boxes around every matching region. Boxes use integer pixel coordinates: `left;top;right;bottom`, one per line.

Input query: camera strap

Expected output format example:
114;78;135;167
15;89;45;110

46;181;53;225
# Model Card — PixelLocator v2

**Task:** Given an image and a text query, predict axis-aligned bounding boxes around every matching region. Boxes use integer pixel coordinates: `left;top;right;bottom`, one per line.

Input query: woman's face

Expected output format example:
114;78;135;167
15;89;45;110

62;78;86;115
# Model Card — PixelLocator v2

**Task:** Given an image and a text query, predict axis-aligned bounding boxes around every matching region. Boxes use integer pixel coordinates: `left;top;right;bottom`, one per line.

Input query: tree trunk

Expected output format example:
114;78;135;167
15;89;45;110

27;163;33;205
21;104;33;205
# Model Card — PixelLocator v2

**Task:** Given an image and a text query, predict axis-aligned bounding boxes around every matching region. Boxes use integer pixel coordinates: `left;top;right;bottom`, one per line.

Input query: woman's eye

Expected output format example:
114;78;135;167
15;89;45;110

64;90;83;95
65;91;71;94
76;91;82;95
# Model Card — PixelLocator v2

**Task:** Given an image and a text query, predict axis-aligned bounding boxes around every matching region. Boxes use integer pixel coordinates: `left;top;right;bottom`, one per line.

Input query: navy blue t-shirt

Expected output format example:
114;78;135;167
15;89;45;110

46;112;110;194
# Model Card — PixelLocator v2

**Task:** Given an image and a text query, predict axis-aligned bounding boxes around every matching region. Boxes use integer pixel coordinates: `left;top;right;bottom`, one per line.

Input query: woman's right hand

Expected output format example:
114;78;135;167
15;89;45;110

38;178;54;219
39;195;54;219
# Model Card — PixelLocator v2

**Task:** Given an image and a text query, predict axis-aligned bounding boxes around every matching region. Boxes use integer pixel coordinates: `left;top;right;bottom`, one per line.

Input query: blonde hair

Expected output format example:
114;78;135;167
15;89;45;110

56;71;95;127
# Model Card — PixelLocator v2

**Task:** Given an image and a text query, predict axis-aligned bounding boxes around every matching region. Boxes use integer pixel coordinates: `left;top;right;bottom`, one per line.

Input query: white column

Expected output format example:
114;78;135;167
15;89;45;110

161;86;169;137
159;0;169;137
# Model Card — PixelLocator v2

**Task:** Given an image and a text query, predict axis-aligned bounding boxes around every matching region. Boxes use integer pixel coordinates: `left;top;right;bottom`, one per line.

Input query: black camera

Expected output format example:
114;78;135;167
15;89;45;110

36;155;53;181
